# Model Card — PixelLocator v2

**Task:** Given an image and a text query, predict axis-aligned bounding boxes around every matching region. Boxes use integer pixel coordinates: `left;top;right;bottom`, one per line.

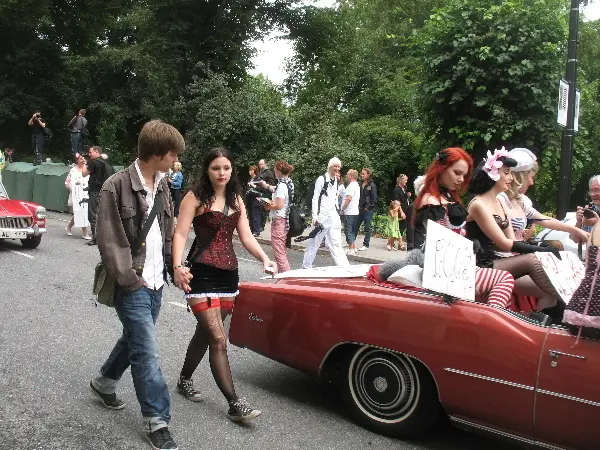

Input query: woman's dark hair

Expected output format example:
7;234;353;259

275;160;294;176
191;146;242;211
468;156;517;195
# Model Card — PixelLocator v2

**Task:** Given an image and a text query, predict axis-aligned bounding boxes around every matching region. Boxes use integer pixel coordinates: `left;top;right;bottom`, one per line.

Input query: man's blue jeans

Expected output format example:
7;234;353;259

357;210;374;248
344;214;359;245
70;132;84;155
100;286;170;424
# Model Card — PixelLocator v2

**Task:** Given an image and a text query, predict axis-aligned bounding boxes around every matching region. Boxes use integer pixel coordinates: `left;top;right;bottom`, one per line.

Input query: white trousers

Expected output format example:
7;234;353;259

302;215;349;269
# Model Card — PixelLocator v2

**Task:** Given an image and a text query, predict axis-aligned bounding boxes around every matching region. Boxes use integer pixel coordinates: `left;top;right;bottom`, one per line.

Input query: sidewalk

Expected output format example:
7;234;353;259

248;221;407;264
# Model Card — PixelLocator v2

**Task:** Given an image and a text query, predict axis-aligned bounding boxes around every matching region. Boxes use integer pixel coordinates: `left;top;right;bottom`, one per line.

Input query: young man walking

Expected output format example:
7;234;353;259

89;120;187;450
356;168;378;251
302;157;349;269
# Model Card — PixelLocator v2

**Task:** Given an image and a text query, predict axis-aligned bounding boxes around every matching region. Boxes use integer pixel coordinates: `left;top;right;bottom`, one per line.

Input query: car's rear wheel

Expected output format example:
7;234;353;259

340;345;441;438
20;236;42;249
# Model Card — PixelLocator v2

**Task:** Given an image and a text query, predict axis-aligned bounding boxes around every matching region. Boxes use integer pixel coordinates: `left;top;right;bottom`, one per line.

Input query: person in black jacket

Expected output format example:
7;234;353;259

357;168;377;251
392;174;411;234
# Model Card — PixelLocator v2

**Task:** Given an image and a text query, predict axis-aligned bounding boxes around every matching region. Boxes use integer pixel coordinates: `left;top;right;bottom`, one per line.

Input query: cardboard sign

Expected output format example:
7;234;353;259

534;251;585;304
422;220;476;300
72;178;90;228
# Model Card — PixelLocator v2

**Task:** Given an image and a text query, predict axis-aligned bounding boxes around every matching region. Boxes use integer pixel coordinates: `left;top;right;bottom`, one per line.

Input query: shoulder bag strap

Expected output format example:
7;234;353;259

131;192;163;256
185;204;229;266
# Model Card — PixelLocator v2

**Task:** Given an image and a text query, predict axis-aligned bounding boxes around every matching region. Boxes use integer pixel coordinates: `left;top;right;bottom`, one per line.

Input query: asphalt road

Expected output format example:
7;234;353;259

0;214;516;450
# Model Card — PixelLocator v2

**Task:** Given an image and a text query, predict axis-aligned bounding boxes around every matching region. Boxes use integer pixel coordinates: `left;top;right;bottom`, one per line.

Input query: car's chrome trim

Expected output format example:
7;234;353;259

0;226;46;236
443;368;535;391
450;416;565;449
536;389;600;407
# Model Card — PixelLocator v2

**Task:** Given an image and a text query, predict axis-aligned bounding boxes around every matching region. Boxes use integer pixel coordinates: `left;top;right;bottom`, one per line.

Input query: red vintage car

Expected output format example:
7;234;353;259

229;266;599;450
0;180;47;248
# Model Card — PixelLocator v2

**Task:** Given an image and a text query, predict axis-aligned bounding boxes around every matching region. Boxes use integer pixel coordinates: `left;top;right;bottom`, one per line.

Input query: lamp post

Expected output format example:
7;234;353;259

557;0;580;220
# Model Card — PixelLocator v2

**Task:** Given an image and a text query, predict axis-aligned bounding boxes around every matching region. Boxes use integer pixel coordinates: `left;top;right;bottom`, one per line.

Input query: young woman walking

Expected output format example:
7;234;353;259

172;147;276;421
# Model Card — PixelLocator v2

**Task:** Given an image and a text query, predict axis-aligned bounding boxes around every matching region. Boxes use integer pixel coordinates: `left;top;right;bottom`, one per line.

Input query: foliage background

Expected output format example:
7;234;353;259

1;0;599;211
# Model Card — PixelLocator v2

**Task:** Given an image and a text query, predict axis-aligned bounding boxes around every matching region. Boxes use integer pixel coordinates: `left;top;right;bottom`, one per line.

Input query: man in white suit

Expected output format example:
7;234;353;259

302;157;350;269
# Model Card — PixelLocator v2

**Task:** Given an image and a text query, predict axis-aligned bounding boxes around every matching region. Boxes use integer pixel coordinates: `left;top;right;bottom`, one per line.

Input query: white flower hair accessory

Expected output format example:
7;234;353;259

483;147;511;181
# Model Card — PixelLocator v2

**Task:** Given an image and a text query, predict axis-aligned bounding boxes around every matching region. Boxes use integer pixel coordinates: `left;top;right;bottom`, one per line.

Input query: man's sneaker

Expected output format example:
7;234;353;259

146;427;178;450
89;381;125;410
87;239;97;246
176;376;202;402
227;397;262;422
358;246;368;251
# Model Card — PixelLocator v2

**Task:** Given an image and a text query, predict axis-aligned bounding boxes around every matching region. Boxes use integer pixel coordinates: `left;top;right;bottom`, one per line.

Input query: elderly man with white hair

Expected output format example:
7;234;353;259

302;157;350;268
576;175;600;233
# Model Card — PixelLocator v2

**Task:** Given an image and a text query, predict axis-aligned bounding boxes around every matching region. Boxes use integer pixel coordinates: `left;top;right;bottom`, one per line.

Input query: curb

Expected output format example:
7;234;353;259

240;234;386;264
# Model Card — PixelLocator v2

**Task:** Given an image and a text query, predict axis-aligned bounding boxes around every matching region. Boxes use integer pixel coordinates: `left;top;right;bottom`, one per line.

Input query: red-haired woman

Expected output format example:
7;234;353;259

414;148;515;308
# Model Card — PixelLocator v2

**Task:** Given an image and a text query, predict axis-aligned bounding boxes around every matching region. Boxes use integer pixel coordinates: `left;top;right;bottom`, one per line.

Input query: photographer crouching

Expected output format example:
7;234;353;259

576;175;600;233
28;111;46;165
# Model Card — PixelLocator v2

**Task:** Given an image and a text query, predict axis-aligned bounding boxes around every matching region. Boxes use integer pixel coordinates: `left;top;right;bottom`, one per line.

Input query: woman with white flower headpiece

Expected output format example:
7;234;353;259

497;148;588;243
466;147;566;317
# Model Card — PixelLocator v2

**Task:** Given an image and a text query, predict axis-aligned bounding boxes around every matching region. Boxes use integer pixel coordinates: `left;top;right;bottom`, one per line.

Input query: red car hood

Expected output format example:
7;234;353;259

0;198;36;217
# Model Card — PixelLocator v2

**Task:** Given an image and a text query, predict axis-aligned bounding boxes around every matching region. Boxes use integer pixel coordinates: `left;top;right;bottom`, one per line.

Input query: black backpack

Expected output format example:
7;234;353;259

282;182;307;237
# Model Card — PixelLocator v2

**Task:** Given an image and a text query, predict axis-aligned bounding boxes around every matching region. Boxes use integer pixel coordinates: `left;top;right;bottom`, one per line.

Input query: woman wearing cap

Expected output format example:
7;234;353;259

466;148;566;314
498;148;588;243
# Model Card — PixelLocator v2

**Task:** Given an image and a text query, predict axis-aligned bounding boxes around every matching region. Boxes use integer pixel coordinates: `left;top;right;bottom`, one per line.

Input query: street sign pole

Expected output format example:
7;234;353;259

557;0;580;220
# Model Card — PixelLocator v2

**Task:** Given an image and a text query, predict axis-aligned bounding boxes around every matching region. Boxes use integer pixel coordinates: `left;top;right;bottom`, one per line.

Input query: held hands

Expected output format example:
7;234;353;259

174;266;193;293
570;228;590;244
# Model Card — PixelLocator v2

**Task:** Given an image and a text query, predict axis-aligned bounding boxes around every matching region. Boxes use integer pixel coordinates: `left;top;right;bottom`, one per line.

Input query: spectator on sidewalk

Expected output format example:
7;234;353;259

385;200;406;251
90;120;185;450
68;109;88;156
246;165;263;236
302;157;349;268
393;174;411;233
82;146;113;245
28;111;46;165
406;175;425;250
356;168;377;251
341;169;360;255
257;159;277;230
261;161;295;273
168;162;184;217
65;153;91;240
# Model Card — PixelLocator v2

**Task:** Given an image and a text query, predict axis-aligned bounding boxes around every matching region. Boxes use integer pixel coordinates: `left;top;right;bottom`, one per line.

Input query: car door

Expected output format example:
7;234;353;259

534;329;600;449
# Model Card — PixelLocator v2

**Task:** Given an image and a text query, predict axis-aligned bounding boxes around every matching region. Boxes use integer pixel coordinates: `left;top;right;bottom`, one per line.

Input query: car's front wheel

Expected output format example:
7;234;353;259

21;235;42;249
340;345;441;438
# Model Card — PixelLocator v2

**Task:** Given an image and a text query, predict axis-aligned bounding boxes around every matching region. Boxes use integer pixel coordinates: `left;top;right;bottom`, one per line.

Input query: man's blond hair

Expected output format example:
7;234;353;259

138;120;185;162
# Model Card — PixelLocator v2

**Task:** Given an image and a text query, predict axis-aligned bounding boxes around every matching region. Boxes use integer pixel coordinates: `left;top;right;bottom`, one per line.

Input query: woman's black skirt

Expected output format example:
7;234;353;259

186;262;239;298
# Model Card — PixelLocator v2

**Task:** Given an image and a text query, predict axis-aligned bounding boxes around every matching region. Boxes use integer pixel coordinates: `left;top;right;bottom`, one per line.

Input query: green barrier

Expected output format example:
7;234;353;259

32;164;71;212
1;162;38;201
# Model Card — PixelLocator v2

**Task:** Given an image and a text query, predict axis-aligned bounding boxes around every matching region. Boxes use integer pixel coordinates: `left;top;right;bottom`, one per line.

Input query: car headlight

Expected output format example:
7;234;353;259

35;206;47;219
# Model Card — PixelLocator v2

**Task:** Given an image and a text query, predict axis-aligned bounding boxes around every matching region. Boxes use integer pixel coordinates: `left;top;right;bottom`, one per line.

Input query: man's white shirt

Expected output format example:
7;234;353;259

134;160;164;290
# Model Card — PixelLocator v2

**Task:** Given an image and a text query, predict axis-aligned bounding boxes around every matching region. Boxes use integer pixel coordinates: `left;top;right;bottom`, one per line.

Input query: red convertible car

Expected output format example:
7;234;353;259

229;266;599;450
0;180;47;248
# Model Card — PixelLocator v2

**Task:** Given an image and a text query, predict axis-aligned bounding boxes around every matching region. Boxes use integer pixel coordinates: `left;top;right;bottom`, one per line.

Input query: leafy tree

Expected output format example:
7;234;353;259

416;0;568;163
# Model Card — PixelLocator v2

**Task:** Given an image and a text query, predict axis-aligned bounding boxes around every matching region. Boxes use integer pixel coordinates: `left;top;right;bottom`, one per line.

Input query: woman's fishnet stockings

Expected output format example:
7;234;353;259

493;253;561;300
180;307;237;402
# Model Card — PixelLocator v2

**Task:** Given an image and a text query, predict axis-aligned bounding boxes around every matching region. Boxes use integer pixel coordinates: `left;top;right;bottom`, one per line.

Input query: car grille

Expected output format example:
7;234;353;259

0;217;32;229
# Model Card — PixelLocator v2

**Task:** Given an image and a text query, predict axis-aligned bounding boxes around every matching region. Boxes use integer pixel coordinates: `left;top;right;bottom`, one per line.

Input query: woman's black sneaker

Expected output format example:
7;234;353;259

227;398;262;422
176;376;202;402
146;427;178;450
89;381;125;410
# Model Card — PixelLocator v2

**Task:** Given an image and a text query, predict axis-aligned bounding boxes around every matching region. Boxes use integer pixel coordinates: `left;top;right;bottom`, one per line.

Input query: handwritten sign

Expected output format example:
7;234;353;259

422;220;476;301
72;178;90;228
534;251;585;304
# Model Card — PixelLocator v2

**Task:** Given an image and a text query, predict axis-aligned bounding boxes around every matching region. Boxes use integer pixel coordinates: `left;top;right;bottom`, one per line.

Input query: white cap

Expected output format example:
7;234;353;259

509;148;537;172
328;157;342;168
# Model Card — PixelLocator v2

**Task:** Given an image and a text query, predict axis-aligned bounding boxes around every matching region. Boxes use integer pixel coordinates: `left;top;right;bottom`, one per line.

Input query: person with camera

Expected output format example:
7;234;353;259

246;165;263;236
257;159;276;229
28;111;46;165
68;109;88;156
576;175;600;233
